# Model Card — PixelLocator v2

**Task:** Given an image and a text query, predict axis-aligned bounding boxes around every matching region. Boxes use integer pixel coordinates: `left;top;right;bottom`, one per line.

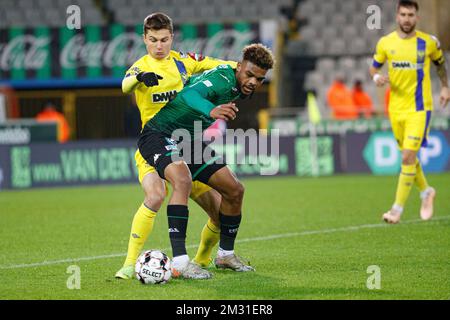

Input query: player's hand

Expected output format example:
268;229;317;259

439;87;450;108
136;72;163;87
210;103;238;121
373;74;389;87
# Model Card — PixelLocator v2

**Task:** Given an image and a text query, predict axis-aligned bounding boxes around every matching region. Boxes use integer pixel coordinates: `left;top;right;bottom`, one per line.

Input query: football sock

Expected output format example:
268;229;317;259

167;205;189;258
420;187;433;200
414;158;428;192
172;254;189;270
217;248;234;258
392;204;404;215
219;213;241;252
394;163;417;209
124;203;157;267
193;218;220;266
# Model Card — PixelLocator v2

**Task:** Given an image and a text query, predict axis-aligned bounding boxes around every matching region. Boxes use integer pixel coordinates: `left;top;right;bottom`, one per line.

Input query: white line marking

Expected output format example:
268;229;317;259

1;216;448;270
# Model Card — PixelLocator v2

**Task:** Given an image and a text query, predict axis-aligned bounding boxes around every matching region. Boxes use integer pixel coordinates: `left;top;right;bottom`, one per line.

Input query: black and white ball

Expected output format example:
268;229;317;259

135;250;172;284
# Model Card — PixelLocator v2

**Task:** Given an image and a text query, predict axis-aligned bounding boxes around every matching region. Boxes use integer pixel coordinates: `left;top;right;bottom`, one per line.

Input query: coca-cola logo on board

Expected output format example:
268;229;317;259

0;28;256;71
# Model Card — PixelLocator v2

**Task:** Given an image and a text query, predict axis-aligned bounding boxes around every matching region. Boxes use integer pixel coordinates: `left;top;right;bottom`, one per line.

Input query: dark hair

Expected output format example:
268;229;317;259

397;0;419;11
242;43;275;70
143;12;173;35
354;79;363;87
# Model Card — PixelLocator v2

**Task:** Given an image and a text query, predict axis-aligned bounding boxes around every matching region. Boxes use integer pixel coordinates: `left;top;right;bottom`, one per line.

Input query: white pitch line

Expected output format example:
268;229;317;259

1;216;449;270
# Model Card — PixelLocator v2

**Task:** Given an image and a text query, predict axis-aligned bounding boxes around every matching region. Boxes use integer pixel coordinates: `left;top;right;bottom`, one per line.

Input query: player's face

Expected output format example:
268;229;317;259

143;29;173;59
235;61;267;96
396;6;418;34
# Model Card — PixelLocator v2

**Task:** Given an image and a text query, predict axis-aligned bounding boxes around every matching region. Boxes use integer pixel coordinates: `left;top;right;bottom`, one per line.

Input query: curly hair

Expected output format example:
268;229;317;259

242;43;275;70
143;12;173;35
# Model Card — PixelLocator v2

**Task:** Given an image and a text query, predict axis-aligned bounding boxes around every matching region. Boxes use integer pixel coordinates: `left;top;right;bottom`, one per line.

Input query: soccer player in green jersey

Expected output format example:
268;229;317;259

138;44;275;279
115;12;237;280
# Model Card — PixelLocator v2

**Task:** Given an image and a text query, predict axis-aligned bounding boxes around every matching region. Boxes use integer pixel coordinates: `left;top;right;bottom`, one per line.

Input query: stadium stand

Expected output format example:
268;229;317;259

0;0;292;27
289;0;450;117
0;0;448;120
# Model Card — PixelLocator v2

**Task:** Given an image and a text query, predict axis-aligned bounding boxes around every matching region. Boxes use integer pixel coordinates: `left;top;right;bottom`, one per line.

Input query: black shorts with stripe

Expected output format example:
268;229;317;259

137;128;226;184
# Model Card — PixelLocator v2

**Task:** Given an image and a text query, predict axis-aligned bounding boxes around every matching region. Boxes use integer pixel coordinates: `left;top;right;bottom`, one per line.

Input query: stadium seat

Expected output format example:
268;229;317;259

342;25;359;39
337;57;357;72
261;3;279;18
320;2;337;16
317;58;336;72
330;14;347;27
84;9;105;25
338;1;358;14
296;0;316;19
322;27;339;42
300;26;318;42
199;6;217;21
308;39;326;56
304;71;324;90
107;0;128;9
328;38;346;55
348;38;367;55
286;40;308;56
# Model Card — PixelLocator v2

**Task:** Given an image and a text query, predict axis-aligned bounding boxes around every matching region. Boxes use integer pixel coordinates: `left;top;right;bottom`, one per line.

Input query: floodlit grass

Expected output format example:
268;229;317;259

1;173;449;299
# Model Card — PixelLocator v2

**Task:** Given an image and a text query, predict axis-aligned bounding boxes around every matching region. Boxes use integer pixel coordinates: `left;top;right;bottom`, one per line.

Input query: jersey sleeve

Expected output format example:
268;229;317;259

182;52;237;74
124;59;144;79
429;35;445;66
122;60;145;93
180;69;234;116
372;37;387;68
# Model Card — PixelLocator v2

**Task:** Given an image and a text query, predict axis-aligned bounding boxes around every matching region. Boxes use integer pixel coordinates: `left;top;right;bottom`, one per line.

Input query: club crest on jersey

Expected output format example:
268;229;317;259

188;52;205;61
417;50;425;60
152;90;177;102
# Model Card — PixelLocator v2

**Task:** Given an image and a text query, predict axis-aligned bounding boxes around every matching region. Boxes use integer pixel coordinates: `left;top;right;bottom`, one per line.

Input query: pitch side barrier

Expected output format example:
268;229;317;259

0;128;449;190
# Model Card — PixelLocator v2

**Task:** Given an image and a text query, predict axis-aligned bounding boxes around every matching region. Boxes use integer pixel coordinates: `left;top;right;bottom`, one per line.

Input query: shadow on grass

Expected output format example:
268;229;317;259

176;270;397;300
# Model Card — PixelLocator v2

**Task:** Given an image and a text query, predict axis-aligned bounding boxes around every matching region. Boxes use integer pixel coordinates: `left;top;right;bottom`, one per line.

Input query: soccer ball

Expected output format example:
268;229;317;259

135;249;172;284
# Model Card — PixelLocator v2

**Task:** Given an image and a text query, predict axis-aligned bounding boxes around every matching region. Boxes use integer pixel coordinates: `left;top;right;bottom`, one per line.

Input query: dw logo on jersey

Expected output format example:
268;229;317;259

152;90;177;102
392;61;422;70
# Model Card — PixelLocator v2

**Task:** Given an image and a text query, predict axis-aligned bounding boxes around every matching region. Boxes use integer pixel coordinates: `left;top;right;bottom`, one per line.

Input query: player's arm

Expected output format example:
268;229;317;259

369;38;389;87
122;65;164;94
436;62;449;108
180;76;238;120
430;36;449;108
122;74;140;94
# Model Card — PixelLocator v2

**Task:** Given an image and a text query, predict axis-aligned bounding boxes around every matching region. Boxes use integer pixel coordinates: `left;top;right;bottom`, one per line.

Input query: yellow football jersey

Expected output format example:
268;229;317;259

124;51;237;127
373;30;445;113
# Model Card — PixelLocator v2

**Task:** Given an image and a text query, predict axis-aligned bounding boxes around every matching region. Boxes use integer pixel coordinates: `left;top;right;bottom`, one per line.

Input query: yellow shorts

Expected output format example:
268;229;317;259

134;149;212;199
389;110;431;151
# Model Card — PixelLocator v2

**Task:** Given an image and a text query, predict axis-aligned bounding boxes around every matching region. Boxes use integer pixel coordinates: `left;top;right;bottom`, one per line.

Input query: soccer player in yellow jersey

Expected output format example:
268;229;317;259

369;0;449;224
115;13;237;279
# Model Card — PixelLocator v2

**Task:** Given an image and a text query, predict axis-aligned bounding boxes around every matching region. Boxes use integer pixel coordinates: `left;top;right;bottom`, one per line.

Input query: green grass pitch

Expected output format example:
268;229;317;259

1;173;449;300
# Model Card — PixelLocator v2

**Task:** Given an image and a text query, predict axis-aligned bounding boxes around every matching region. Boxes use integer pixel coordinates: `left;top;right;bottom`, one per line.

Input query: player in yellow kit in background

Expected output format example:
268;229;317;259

369;0;449;224
115;12;238;279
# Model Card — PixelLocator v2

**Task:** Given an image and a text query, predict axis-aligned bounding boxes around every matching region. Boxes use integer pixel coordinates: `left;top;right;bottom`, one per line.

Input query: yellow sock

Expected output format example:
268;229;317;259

193;219;220;267
414;159;428;192
123;204;157;267
394;164;417;208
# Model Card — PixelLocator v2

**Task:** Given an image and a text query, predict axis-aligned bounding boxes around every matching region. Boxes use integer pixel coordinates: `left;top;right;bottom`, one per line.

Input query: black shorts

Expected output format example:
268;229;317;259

137;128;226;184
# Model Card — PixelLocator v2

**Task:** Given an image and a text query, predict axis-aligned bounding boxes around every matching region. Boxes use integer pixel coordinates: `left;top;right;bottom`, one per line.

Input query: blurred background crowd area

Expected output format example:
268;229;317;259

0;0;449;141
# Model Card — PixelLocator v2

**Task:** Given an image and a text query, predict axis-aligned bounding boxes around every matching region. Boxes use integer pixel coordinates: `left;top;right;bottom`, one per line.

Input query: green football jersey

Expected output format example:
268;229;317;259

144;64;241;137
